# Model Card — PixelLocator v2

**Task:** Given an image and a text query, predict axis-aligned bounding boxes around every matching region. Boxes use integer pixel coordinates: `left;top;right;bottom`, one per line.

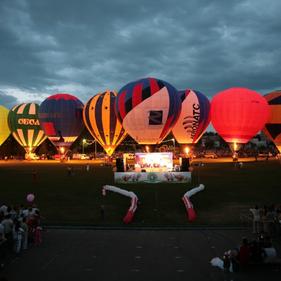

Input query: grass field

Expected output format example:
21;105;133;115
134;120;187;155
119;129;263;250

0;159;280;226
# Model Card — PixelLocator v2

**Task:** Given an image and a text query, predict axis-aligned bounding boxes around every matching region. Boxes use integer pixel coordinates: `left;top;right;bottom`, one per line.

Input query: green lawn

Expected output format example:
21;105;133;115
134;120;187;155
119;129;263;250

0;159;280;226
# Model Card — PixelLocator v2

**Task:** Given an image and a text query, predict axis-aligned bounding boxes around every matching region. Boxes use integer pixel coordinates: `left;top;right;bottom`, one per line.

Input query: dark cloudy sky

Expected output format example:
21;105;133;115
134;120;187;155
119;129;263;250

0;0;281;109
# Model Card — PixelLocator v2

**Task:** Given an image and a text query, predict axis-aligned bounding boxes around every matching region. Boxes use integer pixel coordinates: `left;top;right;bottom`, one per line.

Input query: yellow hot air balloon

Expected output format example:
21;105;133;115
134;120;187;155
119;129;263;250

83;90;127;156
0;105;10;146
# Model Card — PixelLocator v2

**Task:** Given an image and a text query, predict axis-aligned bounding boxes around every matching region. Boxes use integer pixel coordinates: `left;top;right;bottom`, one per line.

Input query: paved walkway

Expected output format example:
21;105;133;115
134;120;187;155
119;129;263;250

1;228;280;281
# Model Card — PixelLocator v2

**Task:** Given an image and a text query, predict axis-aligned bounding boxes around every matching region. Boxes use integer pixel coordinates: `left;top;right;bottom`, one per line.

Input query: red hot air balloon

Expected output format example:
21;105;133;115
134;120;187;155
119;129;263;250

211;88;269;151
39;93;84;153
115;77;181;145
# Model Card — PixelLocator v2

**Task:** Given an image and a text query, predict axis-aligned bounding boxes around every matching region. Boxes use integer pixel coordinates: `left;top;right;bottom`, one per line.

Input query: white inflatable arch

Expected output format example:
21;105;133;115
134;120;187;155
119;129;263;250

102;185;138;224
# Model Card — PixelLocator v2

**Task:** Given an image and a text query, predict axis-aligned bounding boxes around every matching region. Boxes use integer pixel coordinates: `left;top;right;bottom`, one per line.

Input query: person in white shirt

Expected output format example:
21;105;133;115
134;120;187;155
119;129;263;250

13;220;24;254
250;205;261;234
1;214;14;250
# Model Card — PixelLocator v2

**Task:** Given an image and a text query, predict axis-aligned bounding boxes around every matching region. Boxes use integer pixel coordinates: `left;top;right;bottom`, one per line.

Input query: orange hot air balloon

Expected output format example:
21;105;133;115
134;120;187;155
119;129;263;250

262;90;281;153
83;90;127;156
211;87;270;151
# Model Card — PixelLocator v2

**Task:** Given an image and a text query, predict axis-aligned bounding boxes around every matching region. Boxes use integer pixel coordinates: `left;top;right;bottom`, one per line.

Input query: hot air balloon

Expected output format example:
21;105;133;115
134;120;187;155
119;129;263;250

38;93;84;153
83;90;127;156
211;88;270;152
115;77;181;145
8;103;46;153
0;105;10;146
172;89;211;146
262;90;281;153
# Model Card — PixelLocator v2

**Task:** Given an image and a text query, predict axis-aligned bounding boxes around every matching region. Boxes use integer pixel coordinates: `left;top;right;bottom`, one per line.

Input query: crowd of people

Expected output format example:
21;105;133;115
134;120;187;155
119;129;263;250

249;204;281;236
0;203;43;269
217;204;281;273
222;235;278;273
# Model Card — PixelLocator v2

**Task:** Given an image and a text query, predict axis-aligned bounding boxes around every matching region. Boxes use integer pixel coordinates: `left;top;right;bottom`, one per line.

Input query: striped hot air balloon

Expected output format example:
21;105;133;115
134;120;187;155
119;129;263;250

115;77;181;144
172;89;211;144
0;105;10;146
8;103;46;152
262;90;281;153
83;90;127;156
38;93;84;152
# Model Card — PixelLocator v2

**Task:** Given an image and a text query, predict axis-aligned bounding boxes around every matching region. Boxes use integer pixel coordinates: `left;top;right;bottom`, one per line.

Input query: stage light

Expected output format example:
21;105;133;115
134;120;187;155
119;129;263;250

59;147;65;154
184;146;190;155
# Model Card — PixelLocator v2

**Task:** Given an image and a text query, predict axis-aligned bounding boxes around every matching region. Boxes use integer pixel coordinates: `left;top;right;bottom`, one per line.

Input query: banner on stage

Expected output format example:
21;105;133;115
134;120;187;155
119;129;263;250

114;171;191;184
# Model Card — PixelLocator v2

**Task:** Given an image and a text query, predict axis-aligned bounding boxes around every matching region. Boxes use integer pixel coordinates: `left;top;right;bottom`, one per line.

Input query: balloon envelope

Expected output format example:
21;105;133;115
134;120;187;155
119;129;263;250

211;88;269;148
83;90;127;156
8;103;46;152
39;93;84;150
262;90;281;153
26;193;35;203
172;89;211;144
115;77;181;144
0;105;10;146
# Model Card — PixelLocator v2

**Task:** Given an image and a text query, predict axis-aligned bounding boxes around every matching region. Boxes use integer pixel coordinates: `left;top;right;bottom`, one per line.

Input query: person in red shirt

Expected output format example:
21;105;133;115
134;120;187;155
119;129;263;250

238;238;251;266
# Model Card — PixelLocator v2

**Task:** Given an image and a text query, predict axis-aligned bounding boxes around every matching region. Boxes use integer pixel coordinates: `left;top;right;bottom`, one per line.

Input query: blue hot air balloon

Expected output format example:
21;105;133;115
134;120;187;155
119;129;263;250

38;93;84;152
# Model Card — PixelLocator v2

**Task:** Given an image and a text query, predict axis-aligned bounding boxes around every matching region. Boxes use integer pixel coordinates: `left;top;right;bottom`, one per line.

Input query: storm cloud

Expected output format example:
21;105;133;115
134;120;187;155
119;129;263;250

0;0;281;107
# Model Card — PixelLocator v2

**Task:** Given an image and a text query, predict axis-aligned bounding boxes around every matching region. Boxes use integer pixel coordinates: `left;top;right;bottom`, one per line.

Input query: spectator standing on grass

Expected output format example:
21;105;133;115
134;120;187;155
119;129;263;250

33;210;43;246
249;240;263;263
27;211;38;244
13;220;24;254
0;204;8;216
0;211;4;223
19;205;29;218
67;166;72;176
1;215;14;251
0;224;7;269
250;205;261;233
230;249;240;272
238;238;250;267
276;209;281;235
20;217;28;250
265;207;275;236
0;222;5;240
260;205;268;233
8;206;17;221
223;252;231;273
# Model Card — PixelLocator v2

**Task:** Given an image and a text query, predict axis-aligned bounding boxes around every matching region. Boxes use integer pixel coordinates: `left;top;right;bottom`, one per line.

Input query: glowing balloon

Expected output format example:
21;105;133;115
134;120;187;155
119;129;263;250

115;77;181;144
172;89;211;144
8;103;46;153
211;88;270;151
262;90;281;153
83;90;127;156
26;193;35;203
39;93;84;151
0;105;10;146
